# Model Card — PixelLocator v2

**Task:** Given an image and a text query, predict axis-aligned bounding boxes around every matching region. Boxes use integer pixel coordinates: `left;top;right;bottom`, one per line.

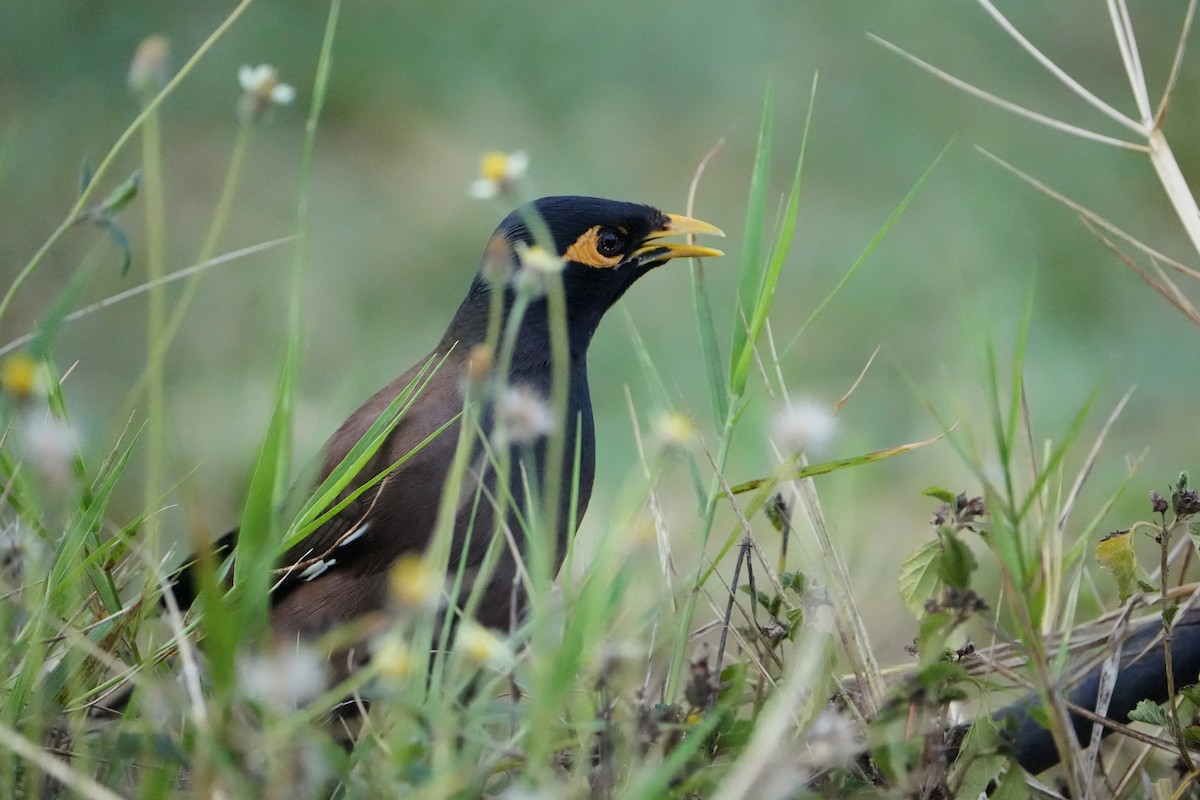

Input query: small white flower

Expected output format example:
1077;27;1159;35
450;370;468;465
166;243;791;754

1;353;49;402
770;399;836;456
511;243;563;298
654;411;696;452
237;643;327;710
20;415;79;486
800;709;862;769
456;620;513;669
372;634;414;683
388;554;442;610
237;64;295;121
469;150;529;199
496;384;554;446
517;243;563;275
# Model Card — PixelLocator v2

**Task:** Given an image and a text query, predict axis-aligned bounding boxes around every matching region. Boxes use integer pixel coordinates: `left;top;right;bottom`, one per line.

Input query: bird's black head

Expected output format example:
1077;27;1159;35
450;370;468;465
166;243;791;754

472;196;724;351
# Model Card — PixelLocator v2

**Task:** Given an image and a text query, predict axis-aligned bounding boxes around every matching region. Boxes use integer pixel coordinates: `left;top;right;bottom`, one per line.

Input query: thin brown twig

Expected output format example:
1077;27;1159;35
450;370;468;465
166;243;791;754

1155;0;1199;125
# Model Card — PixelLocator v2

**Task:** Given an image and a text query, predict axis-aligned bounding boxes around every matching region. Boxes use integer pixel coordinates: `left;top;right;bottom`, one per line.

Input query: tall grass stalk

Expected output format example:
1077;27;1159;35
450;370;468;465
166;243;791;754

137;85;168;561
0;0;256;324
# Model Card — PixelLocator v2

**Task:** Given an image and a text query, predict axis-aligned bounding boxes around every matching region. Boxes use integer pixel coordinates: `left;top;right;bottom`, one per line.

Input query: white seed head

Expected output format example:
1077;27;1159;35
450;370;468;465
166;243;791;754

236;642;327;710
496;384;554;445
770;399;836;456
800;709;862;770
20;415;79;486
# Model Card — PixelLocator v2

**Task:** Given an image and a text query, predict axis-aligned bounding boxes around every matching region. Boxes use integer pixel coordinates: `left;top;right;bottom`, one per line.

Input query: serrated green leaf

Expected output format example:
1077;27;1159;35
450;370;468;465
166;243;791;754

1128;699;1169;727
949;712;1006;799
899;537;942;619
938;529;977;590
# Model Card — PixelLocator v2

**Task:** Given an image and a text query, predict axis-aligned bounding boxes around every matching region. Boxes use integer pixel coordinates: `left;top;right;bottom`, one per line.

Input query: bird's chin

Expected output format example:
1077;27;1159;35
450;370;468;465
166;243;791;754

623;250;670;272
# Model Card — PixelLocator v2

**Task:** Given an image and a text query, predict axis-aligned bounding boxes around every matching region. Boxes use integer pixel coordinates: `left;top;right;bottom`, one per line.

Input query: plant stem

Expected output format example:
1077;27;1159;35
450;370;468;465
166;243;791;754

139;89;167;555
1160;517;1195;770
0;0;256;324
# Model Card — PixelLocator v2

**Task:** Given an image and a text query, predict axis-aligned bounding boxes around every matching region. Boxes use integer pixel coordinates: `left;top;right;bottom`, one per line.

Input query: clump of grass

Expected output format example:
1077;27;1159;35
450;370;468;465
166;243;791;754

7;4;1200;799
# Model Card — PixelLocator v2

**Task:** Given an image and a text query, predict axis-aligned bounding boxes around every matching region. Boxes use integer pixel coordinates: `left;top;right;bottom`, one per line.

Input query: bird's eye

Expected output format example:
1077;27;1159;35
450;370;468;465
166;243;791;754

595;227;627;257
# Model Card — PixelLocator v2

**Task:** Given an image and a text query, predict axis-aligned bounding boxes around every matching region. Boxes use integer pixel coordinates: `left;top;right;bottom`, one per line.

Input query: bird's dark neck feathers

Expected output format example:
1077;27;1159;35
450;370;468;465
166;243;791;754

441;277;609;366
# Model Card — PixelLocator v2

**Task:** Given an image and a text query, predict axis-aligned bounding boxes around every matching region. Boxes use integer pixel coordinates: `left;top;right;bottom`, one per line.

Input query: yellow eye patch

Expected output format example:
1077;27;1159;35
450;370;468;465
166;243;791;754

564;226;624;269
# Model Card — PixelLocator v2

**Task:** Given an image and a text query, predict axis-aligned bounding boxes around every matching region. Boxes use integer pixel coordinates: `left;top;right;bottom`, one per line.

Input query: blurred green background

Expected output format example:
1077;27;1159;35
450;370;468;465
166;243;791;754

3;2;1199;655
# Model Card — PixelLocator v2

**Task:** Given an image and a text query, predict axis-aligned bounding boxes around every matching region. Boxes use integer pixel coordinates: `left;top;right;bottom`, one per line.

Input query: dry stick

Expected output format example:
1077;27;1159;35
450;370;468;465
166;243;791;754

622;386;675;588
713;538;751;706
0;237;293;359
1082;218;1200;327
974;0;1141;131
1154;0;1198;124
1157;516;1195;771
867;34;1147;151
979;149;1200;281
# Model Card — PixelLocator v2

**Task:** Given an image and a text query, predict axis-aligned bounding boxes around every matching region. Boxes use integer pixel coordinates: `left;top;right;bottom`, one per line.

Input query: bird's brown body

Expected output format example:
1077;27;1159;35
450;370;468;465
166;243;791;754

173;197;723;641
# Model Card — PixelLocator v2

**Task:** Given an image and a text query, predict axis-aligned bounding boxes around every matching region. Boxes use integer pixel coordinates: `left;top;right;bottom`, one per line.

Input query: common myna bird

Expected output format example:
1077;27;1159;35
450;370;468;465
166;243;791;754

172;196;723;640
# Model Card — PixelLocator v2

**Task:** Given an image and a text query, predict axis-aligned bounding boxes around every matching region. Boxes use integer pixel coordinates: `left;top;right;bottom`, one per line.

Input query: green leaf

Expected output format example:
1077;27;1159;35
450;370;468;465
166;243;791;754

921;486;958;504
79;157;95;194
989;765;1030;800
1179;684;1200;707
99;218;134;275
1128;699;1169;727
949;712;1007;799
916;611;957;666
937;529;977;590
714;716;754;753
899;537;942;618
96;169;141;216
1096;529;1138;603
916;660;965;692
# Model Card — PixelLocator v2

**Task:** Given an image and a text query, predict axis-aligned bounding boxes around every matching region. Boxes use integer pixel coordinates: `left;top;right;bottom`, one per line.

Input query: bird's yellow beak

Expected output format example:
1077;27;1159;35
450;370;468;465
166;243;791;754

634;213;725;261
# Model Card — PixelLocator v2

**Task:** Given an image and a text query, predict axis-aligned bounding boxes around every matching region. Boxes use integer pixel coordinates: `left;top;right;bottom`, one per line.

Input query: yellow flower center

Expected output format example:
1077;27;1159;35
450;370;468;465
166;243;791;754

2;354;39;400
388;554;439;608
480;151;510;182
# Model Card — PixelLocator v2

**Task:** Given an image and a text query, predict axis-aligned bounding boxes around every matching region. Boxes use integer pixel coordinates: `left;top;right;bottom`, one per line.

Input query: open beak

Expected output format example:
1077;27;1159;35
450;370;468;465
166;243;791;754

633;213;725;262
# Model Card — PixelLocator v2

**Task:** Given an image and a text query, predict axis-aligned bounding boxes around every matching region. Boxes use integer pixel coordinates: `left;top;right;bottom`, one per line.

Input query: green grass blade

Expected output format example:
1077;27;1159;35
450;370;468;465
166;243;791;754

784;137;953;356
233;354;295;636
728;85;773;387
690;250;727;424
281;353;445;547
730;75;817;397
